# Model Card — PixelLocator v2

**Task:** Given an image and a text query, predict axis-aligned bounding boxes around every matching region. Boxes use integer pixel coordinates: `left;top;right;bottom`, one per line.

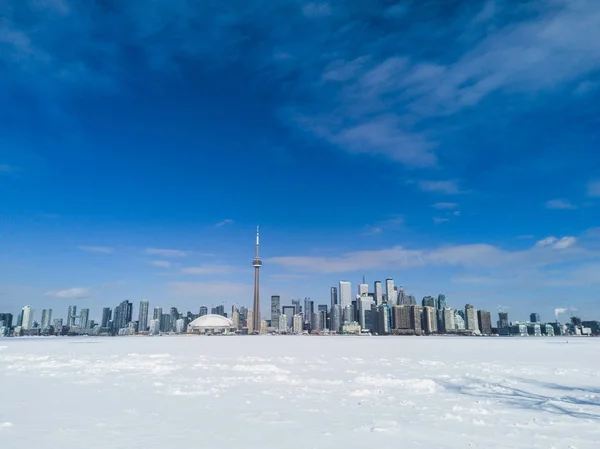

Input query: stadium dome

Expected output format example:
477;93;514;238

187;314;234;334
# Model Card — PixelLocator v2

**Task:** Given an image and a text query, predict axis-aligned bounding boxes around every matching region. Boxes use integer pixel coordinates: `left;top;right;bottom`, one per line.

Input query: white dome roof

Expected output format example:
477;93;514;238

189;314;233;328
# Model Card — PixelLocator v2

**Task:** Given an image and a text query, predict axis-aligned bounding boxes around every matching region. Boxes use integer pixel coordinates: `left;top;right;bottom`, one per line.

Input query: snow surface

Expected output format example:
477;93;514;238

1;336;599;448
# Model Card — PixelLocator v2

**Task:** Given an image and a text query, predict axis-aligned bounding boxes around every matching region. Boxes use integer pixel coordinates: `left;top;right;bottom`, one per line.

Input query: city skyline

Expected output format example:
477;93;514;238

1;1;600;320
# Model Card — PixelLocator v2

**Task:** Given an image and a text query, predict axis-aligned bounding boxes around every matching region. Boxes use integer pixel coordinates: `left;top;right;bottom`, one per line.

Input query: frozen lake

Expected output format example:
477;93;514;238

1;336;599;448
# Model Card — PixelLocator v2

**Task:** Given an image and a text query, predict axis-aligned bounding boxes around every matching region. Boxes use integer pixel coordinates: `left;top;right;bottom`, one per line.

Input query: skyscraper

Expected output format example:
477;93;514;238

465;304;479;332
385;278;395;305
443;308;455;333
304;298;314;328
114;300;133;331
80;309;90;329
138;300;149;332
331;304;342;333
339;281;352;309
271;295;281;330
436;294;446;332
282;306;295;331
530;312;540;323
41;309;52;329
478;310;492;335
67;305;77;328
101;308;111;328
422;306;437;334
374;281;383;305
21;306;33;330
199;306;208;317
252;226;262;333
358;282;369;297
422;296;435;308
330;287;338;310
0;313;13;329
291;299;302;315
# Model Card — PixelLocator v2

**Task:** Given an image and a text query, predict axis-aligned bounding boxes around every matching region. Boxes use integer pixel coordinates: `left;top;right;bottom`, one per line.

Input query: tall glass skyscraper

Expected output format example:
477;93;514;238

271;295;281;329
339;281;352;309
138;300;149;332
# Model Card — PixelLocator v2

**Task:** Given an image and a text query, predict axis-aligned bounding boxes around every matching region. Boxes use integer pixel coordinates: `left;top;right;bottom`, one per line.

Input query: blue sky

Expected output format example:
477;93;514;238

1;0;600;323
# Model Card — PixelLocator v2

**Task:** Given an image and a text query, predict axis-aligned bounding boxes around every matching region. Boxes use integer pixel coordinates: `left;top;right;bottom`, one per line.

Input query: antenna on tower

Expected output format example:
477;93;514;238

362;275;366;284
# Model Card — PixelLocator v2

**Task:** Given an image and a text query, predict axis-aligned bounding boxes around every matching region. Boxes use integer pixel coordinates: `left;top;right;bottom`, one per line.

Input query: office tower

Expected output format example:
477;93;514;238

478;310;492;335
0;313;13;329
198;306;208;317
318;309;327;330
114;300;133;331
160;313;171;332
331;304;342;333
422;296;435;308
443;308;455;332
422;306;437;334
330;287;338;310
358;282;369;297
282;306;295;331
342;305;353;324
304;298;314;328
292;314;303;333
358;296;374;330
16;310;24;327
211;305;225;316
530;312;540;323
454;310;465;329
375;303;391;335
21;305;33;330
252;226;262;334
311;312;322;331
465;304;479;332
149;319;160;335
88;320;95;329
436;294;446;332
175;318;185;333
384;278;395;305
392;305;405;329
374;281;383;305
101;308;112;328
278;314;287;332
153;307;163;320
291;299;302;315
408;295;417;305
138;300;149;333
339;281;352;309
270;296;281;330
67;305;77;327
247;311;254;334
80;309;90;329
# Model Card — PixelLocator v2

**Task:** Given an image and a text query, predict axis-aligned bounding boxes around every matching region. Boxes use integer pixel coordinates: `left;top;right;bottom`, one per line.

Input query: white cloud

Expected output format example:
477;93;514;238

44;287;91;299
419;180;461;195
587;180;600;197
181;265;236;275
545;199;577;210
302;2;331;18
363;225;382;236
535;236;577;249
78;245;114;254
145;248;188;258
433;217;450;224
150;260;172;268
168;281;252;299
215;219;234;227
432;202;458;210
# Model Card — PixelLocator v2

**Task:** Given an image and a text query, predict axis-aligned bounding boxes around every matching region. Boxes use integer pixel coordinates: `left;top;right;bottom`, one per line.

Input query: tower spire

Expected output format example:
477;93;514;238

252;225;262;334
255;225;260;258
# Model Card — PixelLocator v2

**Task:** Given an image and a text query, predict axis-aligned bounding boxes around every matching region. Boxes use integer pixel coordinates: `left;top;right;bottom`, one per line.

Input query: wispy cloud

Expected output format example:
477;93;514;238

150;260;172;268
432;202;459;210
433;217;450;224
588;180;600;197
145;248;188;258
535;236;577;249
181;265;236;275
44;287;91;299
545;199;577;210
78;245;114;254
418;180;462;195
215;219;234;227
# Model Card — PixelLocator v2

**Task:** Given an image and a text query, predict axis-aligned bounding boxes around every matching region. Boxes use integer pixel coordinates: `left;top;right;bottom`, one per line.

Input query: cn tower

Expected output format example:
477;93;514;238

252;226;262;333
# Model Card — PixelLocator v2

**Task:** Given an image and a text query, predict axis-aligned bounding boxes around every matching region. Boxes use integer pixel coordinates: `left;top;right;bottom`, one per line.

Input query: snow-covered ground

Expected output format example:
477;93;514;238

1;336;598;449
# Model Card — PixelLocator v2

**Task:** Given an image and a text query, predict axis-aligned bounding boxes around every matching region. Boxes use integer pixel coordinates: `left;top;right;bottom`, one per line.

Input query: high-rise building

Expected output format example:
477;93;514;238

374;281;383;305
252;226;262;334
465;304;479;332
358;296;374;330
385;279;395;305
67;305;77;328
436;294;446;331
443;308;455;333
291;299;302;315
408;295;417;305
422;306;437;334
292;314;303;333
339;281;352;309
114;300;133;331
358;283;369;297
80;309;90;329
497;312;509;330
153;307;163;320
247;310;254;334
331;304;342;333
330;287;338;310
454;310;465;330
373;303;391;335
278;314;287;332
312;311;324;331
101;308;112;328
530;312;540;323
149;319;160;335
41;309;52;329
138;300;149;333
175;318;186;333
477;310;492;335
0;313;13;329
232;310;240;330
304;298;314;328
422;296;435;308
160;313;171;332
392;305;412;330
21;306;33;330
198;306;208;317
211;305;225;316
342;305;353;324
53;318;63;332
410;305;422;333
270;296;281;330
